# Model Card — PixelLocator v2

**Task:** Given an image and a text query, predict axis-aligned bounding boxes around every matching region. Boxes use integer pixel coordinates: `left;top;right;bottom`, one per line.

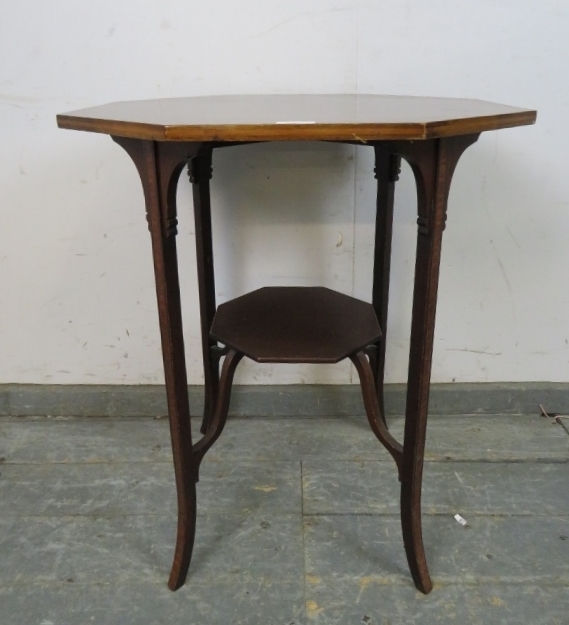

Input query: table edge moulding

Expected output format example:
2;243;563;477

56;94;537;596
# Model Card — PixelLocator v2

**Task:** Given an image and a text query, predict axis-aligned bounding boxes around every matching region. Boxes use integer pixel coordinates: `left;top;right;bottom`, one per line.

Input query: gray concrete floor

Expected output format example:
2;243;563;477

1;412;569;624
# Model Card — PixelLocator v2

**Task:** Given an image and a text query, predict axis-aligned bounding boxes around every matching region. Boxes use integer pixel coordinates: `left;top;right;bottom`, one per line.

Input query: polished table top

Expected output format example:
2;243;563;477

57;94;536;142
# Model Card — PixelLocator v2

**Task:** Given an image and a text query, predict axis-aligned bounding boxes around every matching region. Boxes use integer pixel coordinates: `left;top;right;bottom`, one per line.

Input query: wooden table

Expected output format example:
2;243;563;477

57;95;536;595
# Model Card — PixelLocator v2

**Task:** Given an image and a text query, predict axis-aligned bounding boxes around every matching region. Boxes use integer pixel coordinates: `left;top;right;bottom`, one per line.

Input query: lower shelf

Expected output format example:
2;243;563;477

210;286;381;364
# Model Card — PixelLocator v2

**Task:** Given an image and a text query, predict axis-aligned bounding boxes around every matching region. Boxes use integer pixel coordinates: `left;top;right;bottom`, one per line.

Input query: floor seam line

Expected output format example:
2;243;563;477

300;459;308;623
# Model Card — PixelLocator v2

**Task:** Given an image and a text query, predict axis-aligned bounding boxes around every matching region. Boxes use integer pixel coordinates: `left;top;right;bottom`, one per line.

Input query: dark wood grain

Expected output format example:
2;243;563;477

192;349;243;477
210;286;382;364
371;147;400;422
111;137;200;592
350;350;403;473
57;94;536;142
188;147;220;435
391;133;480;594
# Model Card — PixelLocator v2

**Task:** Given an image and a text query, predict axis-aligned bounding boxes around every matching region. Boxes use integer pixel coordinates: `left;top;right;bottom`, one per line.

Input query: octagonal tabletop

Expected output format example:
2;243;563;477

57;94;536;142
210;287;381;364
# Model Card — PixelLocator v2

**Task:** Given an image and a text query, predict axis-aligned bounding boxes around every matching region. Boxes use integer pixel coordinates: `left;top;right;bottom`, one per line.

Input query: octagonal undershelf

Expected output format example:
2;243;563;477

210;287;381;364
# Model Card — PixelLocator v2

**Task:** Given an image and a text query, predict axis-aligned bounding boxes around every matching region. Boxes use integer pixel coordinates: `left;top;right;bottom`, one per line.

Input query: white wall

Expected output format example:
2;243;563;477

0;0;567;386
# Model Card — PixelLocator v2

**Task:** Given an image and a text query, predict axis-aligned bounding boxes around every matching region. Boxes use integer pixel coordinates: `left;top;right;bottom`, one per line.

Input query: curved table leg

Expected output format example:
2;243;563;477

392;134;479;594
350;350;403;474
192;348;243;477
112;137;201;591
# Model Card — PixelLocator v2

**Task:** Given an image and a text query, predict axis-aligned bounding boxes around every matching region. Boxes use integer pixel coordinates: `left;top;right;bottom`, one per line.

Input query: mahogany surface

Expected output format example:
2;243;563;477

210;286;381;364
57;94;536;141
57;94;536;597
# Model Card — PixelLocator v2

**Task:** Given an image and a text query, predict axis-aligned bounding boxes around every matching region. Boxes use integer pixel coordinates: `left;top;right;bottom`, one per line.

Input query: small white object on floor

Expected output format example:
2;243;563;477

454;513;468;526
